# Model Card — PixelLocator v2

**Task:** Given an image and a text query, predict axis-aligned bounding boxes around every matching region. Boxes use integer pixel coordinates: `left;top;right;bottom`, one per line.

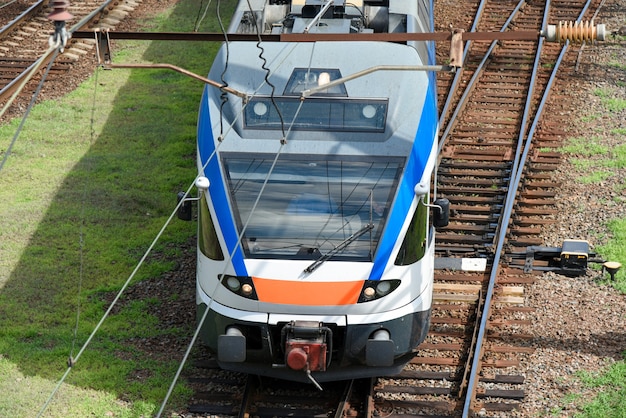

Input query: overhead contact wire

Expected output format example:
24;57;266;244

157;68;308;418
38;123;207;415
158;28;309;412
156;98;305;413
246;0;287;140
193;0;213;32
216;0;230;138
68;65;103;367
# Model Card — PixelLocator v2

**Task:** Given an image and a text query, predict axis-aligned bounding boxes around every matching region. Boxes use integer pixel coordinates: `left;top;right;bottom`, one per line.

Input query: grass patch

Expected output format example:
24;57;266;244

593;87;626;113
560;138;626;184
0;0;235;415
573;355;626;417
560;136;608;157
597;218;626;291
577;170;612;184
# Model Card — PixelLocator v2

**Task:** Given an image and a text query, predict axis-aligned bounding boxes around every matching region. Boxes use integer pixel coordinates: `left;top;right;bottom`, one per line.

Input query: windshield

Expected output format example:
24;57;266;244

223;156;402;260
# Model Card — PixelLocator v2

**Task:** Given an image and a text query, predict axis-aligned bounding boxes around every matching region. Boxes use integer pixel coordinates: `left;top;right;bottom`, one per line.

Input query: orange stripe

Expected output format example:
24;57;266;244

252;277;364;305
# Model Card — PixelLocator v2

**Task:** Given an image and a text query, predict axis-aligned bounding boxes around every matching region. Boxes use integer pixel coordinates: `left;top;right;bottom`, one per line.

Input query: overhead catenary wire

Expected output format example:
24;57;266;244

37;162;202;417
216;0;234;140
156;137;290;417
156;3;311;412
68;64;102;368
157;87;307;415
246;0;287;140
193;0;213;32
38;1;319;414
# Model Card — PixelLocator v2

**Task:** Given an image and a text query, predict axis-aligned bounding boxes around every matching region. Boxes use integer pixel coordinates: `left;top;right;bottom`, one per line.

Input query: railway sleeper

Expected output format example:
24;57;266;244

438;160;511;170
476;401;520;412
477;388;525;400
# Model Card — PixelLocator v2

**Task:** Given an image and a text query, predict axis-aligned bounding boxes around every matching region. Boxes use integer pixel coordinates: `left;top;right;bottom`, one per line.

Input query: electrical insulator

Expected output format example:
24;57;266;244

543;21;607;43
47;0;73;21
47;0;73;52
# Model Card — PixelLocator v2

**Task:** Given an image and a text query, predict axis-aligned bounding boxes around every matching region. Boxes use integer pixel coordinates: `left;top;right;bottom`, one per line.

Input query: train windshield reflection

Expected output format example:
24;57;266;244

244;97;388;132
223;156;403;260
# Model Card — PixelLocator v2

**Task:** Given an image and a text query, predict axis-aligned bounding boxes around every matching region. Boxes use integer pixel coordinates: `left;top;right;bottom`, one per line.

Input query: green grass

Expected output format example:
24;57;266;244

560;136;609;157
573;354;626;417
560;137;626;184
593;87;626;112
597;218;626;290
0;0;234;415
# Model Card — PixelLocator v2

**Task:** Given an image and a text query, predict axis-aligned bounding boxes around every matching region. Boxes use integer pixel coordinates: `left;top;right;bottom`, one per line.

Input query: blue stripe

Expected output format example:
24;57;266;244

368;81;438;280
198;88;247;275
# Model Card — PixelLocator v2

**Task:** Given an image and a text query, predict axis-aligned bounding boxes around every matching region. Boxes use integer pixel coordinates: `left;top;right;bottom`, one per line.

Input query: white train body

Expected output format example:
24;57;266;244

194;0;440;382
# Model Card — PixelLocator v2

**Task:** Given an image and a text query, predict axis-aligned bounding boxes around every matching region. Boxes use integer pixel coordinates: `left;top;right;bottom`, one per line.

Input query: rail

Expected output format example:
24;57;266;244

460;0;597;414
0;0;114;105
0;0;45;41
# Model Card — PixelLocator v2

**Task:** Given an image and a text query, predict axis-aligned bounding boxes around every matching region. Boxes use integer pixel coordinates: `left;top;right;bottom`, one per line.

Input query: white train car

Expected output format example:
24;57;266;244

186;0;448;384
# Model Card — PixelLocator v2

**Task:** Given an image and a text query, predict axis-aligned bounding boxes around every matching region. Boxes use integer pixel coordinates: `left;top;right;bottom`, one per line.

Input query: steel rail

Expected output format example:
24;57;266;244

460;0;552;412
437;0;527;156
460;0;595;415
0;0;114;105
0;0;45;41
238;374;258;418
436;0;488;131
333;379;355;418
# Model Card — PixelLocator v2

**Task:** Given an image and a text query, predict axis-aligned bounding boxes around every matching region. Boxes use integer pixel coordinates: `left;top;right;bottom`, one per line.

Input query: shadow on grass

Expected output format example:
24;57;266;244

0;0;236;413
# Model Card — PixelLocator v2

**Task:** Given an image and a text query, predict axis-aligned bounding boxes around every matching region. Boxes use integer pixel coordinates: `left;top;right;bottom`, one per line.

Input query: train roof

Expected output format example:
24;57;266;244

203;0;436;155
229;1;429;36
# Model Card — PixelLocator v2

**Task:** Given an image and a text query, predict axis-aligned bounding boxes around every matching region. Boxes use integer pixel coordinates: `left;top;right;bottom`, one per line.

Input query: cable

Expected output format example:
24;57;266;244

156;25;312;413
156;138;288;417
193;0;213;32
0;0;19;10
216;0;230;139
67;65;102;368
0;47;59;174
37;170;201;416
246;0;287;140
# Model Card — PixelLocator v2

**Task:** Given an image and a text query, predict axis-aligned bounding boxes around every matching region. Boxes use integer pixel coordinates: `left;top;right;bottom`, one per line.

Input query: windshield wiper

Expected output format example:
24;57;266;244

304;223;374;274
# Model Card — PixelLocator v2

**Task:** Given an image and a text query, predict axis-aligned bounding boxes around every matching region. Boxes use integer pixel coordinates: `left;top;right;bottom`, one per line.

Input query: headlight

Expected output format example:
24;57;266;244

220;275;258;300
358;280;400;303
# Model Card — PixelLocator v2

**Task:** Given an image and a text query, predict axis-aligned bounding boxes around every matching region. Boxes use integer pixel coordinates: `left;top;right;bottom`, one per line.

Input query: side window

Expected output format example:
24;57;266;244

395;197;428;265
199;194;224;260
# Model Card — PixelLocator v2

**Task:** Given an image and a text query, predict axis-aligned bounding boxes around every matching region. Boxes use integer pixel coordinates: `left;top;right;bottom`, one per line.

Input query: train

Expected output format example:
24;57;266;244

178;0;449;385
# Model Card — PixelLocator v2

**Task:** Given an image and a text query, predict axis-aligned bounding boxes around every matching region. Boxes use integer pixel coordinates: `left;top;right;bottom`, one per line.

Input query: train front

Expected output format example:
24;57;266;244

194;1;439;383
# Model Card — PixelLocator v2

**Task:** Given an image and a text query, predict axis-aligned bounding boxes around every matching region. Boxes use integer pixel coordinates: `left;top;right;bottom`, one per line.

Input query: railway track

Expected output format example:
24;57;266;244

0;0;141;114
186;352;370;417
369;0;605;416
